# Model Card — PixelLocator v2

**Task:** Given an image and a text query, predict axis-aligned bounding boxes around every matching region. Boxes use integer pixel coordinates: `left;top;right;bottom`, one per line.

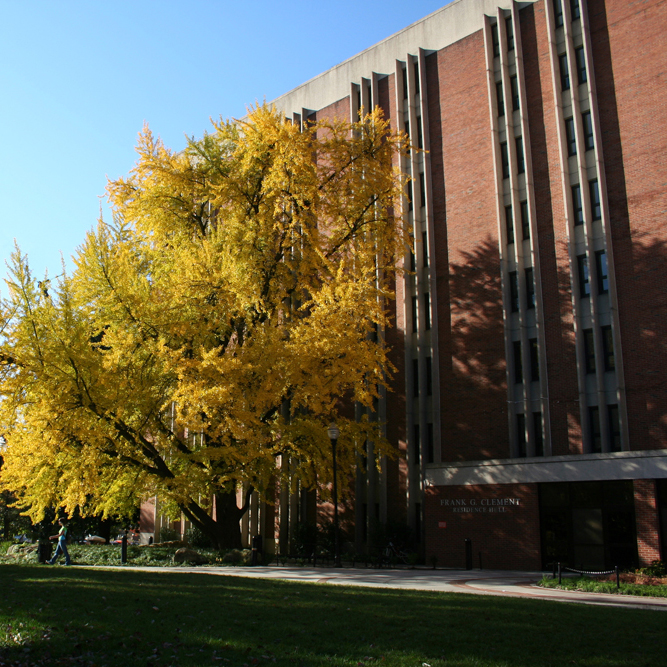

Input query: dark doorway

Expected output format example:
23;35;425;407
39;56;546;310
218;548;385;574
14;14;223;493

539;481;637;570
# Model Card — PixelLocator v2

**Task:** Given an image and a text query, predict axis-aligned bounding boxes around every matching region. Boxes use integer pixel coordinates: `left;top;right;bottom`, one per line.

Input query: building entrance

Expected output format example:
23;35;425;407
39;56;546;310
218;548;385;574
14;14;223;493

539;481;637;571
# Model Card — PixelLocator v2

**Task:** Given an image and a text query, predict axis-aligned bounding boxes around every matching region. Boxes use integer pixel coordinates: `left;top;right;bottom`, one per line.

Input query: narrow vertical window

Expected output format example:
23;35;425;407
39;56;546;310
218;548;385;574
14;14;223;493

583;328;596;374
426;356;433;396
412;296;418;332
506;16;514;51
501;142;510;179
572;184;584;225
517;413;527;457
533;412;544;457
418;172;426;209
413;359;419;397
559;53;570;91
608;405;621;452
577;254;590;297
589;180;601;220
427;423;434;463
513;340;523;383
416;116;424;149
413;424;420;465
516;136;525;174
575;47;587;84
424;292;431;330
422;231;429;268
505;204;514;244
408;180;414;211
554;0;564;27
402;65;408;100
496;81;505;117
582;111;594;151
596;250;609;294
565;117;577;156
602;325;615;371
529;337;539;381
570;0;581;20
410;244;416;271
413;61;420;95
509;271;519;312
525;268;536;310
491;22;500;58
404;118;410;141
589;406;602;453
520;200;530;240
510;75;520;111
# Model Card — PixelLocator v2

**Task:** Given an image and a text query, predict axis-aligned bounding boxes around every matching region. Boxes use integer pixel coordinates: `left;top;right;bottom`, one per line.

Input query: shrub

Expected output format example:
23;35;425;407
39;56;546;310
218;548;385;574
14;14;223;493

637;560;666;578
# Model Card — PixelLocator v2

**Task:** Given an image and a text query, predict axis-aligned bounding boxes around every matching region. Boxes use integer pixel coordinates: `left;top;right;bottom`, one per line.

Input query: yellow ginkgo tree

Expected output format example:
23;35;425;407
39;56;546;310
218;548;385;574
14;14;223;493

0;105;408;549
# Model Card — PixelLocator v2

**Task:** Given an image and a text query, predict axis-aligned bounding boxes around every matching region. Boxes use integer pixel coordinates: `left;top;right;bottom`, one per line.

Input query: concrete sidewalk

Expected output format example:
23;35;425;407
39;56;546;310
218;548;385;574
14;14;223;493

95;564;667;611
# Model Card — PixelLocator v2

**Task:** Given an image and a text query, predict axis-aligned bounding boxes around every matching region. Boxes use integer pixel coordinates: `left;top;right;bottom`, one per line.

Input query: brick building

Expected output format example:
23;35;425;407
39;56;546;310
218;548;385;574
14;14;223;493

143;0;667;570
261;0;667;571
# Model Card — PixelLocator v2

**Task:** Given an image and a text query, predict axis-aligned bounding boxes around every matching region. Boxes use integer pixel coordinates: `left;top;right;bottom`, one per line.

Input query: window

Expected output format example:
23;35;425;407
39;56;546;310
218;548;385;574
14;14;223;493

496;81;505;117
506;16;514;52
413;359;419;396
426;356;433;396
510;75;520;111
422;231;429;267
517;413;527;457
559;53;570;91
521;200;530;239
412;296;418;332
565;117;577;156
529;337;539;381
589;406;602;453
583;328;596;374
589;180;601;220
513;340;523;383
413;424;421;465
602;325;615;371
408;180;413;211
402;65;408;100
509;271;519;312
404;118;410;140
533;412;544;456
577;254;590;297
554;0;564;27
516;136;525;174
410;245;416;271
424;292;431;330
608;405;621;452
417;117;424;149
570;0;581;20
426;423;434;463
575;47;587;85
525;268;536;310
582;111;594;151
572;184;584;225
505;204;514;244
501;142;510;179
413;61;420;95
491;22;500;58
596;250;609;294
418;172;426;209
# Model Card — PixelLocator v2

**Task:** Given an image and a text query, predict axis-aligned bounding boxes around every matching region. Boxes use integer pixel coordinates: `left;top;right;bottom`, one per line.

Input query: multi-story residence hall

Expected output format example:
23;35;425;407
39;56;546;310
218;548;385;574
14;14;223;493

263;0;667;572
143;0;667;571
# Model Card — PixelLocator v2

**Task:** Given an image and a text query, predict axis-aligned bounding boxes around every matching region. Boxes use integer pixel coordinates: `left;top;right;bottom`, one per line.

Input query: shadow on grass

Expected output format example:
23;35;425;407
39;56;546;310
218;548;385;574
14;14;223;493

0;565;662;666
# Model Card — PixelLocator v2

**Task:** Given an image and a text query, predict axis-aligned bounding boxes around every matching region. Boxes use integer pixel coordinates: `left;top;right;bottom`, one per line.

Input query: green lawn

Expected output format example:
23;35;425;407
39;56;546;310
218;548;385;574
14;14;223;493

0;565;664;667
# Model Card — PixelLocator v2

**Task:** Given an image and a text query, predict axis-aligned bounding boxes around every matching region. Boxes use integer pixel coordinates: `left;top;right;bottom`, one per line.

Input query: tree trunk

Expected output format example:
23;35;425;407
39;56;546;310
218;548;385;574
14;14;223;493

180;486;254;551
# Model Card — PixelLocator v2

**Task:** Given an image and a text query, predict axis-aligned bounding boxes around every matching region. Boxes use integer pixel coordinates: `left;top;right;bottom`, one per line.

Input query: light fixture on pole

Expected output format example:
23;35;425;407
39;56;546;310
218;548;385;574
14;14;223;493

327;422;341;567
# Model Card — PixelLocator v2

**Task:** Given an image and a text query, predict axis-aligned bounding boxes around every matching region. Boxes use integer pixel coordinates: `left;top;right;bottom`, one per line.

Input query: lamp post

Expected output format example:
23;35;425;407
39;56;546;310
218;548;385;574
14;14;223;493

327;422;341;567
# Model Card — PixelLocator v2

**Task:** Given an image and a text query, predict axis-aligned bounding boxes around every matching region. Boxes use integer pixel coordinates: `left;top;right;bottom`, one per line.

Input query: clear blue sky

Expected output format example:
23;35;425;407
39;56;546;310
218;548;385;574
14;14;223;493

0;0;450;288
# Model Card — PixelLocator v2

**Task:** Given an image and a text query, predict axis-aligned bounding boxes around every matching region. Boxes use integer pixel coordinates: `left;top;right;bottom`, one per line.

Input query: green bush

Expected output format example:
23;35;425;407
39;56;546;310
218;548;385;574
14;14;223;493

637;560;666;577
0;541;13;556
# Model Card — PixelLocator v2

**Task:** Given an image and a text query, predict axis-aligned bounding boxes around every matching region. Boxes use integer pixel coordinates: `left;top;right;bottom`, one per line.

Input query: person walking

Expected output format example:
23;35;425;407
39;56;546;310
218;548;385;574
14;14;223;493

47;518;72;566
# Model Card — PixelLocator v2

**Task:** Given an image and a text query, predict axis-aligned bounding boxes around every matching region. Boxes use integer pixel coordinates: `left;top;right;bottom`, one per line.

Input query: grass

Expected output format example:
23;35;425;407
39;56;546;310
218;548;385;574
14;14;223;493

538;575;667;598
0;565;665;667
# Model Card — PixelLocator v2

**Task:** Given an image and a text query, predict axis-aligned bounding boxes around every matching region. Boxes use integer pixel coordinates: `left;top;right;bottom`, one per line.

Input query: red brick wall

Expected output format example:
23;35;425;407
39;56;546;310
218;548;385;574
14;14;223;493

634;479;661;567
425;483;541;570
426;32;509;463
589;0;667;451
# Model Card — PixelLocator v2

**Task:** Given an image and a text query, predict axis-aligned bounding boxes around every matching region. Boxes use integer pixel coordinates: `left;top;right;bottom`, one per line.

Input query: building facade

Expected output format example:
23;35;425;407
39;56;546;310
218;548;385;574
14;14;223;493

144;0;667;570
264;0;667;571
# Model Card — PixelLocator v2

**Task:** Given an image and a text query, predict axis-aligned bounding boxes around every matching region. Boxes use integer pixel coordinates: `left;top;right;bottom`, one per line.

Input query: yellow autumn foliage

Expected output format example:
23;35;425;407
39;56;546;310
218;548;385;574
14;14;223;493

0;105;408;546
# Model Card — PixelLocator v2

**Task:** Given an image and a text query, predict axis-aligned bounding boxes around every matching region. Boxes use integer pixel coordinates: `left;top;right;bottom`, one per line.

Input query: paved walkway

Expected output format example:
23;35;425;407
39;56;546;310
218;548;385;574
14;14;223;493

97;564;667;611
